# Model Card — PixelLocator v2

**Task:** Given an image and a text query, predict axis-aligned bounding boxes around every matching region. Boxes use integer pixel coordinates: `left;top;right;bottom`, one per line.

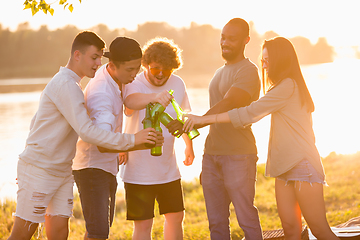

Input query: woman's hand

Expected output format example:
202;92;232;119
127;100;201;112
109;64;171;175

182;114;202;133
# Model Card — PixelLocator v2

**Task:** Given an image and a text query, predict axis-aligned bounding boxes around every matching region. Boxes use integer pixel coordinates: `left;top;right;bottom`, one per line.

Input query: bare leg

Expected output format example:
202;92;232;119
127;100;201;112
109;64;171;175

7;216;39;240
294;182;339;240
133;219;153;240
44;215;69;240
163;211;184;240
275;179;302;240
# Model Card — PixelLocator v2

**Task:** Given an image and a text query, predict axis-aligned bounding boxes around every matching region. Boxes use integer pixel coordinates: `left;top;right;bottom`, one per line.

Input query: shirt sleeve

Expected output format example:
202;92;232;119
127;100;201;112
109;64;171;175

232;64;260;99
86;91;115;132
49;80;134;150
229;78;295;129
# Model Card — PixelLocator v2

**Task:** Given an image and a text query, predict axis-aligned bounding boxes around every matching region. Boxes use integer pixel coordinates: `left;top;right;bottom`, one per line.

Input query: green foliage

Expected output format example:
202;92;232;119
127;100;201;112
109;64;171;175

2;152;359;239
23;0;81;16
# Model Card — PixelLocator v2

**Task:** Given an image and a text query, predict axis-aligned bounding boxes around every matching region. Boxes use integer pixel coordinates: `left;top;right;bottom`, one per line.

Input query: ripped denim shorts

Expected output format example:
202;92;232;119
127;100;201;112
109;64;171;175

276;159;326;185
15;159;74;223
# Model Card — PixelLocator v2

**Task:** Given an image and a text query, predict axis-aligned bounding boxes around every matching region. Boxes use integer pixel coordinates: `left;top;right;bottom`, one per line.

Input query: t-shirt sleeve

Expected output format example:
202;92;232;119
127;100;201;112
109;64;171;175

123;80;142;100
232;64;260;99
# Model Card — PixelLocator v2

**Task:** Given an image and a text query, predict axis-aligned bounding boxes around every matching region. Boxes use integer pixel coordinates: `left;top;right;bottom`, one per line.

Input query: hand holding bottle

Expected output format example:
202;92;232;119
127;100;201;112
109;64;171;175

182;114;203;133
153;90;173;108
134;128;163;148
163;119;184;137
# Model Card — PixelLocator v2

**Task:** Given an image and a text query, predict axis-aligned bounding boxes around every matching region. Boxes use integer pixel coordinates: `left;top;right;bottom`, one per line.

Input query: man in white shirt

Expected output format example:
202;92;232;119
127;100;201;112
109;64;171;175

122;37;194;240
7;31;162;240
72;37;145;240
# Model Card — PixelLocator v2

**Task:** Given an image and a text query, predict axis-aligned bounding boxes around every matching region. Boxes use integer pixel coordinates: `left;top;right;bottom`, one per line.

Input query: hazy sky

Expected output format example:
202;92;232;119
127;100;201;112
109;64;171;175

1;0;360;48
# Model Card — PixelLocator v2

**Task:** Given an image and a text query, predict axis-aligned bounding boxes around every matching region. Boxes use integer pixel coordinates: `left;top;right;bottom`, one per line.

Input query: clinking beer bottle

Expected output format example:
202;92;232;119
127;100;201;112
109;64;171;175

151;112;162;156
158;112;181;138
170;90;200;140
150;89;174;118
142;104;156;148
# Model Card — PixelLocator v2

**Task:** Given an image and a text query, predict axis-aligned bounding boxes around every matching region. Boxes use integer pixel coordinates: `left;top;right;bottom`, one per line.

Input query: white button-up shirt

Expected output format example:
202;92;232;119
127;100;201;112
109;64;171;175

73;64;124;176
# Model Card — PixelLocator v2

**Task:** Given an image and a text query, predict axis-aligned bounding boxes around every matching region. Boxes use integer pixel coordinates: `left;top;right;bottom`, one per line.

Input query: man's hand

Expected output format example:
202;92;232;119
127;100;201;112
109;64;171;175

134;128;159;147
165;119;184;137
154;90;173;108
119;152;128;165
183;146;195;166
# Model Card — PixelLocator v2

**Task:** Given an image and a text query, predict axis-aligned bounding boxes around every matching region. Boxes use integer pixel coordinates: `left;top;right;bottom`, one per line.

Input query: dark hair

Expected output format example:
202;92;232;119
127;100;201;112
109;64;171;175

71;31;105;54
262;37;314;112
142;37;183;70
226;18;250;40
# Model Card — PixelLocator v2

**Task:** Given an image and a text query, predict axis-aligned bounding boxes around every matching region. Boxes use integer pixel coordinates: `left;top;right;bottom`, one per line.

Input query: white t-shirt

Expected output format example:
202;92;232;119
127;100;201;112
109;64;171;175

120;72;190;184
73;64;123;176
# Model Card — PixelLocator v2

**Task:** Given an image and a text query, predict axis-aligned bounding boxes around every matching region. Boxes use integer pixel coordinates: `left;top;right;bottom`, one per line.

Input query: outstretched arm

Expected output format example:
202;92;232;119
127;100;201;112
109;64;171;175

195;87;251;129
183;112;231;133
98;128;164;153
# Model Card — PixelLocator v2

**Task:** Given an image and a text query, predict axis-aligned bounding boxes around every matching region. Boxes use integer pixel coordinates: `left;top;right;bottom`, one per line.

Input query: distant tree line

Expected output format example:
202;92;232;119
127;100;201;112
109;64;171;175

0;21;335;80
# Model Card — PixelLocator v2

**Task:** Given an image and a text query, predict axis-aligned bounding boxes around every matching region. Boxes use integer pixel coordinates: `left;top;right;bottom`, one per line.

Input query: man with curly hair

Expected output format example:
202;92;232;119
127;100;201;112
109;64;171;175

121;37;195;240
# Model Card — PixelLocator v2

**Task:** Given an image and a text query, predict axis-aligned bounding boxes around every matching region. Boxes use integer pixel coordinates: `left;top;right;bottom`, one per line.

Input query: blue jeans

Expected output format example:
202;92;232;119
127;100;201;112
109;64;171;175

73;168;117;239
202;154;263;240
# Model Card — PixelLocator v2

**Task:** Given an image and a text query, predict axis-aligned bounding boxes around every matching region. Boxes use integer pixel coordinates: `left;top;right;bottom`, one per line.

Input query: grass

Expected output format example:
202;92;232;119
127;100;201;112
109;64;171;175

1;152;360;239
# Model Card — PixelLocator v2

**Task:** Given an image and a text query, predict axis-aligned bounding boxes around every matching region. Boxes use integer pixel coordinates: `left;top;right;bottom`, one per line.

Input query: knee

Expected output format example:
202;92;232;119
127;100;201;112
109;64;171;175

134;219;153;232
165;211;184;225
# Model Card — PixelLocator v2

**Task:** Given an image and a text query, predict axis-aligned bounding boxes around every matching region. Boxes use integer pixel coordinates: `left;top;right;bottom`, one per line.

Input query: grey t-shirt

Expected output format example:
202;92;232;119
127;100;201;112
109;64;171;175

204;58;260;155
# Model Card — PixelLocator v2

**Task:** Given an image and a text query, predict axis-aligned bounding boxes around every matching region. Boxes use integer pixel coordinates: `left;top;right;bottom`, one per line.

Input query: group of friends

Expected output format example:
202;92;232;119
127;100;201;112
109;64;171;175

7;18;340;240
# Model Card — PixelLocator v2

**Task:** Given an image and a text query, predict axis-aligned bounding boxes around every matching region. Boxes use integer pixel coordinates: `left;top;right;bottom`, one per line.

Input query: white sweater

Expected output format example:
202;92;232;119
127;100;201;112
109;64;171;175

19;67;134;177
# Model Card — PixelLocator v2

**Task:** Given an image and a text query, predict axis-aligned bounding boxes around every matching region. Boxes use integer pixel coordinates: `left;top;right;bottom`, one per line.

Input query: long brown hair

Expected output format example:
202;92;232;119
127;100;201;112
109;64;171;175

262;37;314;112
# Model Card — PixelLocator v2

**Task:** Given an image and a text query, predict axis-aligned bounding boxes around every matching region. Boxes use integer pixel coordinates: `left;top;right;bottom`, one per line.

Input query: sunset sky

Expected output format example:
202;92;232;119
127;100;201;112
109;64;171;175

1;0;360;50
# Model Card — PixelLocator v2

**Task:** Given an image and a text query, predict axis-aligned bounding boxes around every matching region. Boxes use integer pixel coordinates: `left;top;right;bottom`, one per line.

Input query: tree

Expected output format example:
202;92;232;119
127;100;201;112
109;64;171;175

23;0;82;16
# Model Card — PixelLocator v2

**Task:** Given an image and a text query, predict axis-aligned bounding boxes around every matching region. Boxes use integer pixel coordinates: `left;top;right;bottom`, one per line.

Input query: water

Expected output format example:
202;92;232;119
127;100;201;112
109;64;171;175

1;59;360;201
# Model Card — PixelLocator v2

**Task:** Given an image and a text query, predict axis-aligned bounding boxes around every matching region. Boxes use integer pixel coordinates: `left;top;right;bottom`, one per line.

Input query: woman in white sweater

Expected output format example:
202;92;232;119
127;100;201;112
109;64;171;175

183;37;338;240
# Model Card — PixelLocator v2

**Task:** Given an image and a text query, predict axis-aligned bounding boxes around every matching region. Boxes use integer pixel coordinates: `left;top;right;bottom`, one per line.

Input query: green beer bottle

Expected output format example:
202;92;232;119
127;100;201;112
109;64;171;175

170;92;200;140
150;89;174;118
142;104;156;148
151;112;162;156
158;112;181;138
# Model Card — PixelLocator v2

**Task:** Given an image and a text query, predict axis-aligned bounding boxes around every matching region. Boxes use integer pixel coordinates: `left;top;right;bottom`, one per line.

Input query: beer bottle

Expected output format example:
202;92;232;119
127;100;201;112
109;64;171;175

151;112;162;156
150;89;174;118
142;104;156;148
158;112;181;138
170;94;200;140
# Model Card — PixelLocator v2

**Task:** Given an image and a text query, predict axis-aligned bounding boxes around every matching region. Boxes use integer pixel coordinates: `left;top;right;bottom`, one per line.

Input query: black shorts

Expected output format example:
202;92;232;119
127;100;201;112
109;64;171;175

73;168;117;239
124;179;185;220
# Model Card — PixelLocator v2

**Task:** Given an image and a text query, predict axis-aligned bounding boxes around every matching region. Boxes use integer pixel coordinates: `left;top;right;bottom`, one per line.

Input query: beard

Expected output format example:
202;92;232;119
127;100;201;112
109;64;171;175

221;45;244;62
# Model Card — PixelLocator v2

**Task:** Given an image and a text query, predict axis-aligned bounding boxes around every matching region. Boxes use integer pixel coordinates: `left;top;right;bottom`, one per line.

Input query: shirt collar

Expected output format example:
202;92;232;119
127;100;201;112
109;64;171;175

60;66;82;84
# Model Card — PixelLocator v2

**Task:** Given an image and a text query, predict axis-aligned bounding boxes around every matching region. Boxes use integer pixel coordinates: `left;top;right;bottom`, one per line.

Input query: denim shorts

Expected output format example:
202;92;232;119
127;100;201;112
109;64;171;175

124;179;185;221
15;159;74;223
276;159;326;185
73;168;117;239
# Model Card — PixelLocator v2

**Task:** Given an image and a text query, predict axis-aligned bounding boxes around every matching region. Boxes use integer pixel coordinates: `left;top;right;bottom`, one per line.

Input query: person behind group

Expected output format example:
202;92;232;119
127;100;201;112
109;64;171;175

121;37;195;240
184;18;263;240
182;36;339;240
7;31;162;240
72;36;148;240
